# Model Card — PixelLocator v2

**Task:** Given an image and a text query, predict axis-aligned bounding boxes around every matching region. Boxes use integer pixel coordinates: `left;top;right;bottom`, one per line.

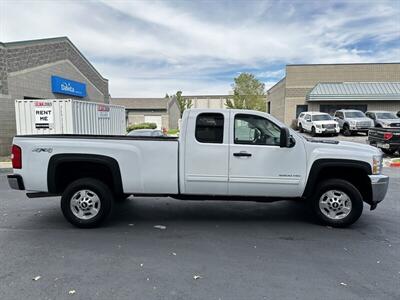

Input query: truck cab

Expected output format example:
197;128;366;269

180;109;306;197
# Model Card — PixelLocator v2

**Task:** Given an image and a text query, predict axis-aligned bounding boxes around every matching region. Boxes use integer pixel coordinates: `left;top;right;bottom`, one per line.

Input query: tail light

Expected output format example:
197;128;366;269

11;145;22;169
383;132;393;140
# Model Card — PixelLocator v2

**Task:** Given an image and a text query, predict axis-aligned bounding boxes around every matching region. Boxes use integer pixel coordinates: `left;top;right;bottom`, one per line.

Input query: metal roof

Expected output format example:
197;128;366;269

307;82;400;102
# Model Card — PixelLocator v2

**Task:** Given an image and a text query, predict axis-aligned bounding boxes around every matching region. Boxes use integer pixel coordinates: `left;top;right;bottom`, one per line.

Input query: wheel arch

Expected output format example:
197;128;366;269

302;159;372;204
47;154;123;196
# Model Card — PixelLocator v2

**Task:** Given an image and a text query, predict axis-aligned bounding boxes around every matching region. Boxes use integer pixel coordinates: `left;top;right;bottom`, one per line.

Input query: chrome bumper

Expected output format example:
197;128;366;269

368;175;389;206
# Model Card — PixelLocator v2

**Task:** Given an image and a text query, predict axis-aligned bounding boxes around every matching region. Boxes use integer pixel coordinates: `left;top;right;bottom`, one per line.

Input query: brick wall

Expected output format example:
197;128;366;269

7;60;104;103
268;64;400;125
267;78;286;122
0;94;14;156
0;46;7;94
4;39;109;102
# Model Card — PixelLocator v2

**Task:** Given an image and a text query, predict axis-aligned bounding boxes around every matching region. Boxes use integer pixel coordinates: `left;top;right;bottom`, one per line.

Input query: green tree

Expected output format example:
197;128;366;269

176;91;192;117
165;93;170;98
225;73;266;112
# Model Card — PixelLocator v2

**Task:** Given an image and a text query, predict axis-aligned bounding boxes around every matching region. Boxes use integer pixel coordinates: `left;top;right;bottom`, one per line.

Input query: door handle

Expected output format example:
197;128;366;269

233;151;252;157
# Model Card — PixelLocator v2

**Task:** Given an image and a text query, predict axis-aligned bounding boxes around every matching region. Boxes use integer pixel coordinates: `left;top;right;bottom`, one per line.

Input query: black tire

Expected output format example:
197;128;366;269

298;123;304;133
61;178;114;228
308;179;363;228
311;126;316;137
343;124;351;136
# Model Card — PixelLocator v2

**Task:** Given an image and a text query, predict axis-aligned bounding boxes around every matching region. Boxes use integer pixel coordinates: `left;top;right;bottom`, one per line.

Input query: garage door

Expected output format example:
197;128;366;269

144;116;162;129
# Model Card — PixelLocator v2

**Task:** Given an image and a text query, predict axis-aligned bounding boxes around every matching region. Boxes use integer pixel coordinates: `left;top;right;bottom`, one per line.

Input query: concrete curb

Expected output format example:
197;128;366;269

389;158;400;168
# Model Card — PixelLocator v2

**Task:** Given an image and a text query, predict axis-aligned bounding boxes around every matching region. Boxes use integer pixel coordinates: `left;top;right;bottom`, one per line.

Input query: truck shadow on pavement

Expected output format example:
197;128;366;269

107;197;313;226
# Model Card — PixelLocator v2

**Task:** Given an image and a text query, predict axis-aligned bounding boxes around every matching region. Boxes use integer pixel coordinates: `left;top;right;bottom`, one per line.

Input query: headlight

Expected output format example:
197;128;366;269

315;124;322;128
350;120;356;125
372;155;383;175
381;123;390;128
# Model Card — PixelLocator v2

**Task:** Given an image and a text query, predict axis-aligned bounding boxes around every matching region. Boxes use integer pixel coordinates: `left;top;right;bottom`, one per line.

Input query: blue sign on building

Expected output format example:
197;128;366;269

51;75;86;98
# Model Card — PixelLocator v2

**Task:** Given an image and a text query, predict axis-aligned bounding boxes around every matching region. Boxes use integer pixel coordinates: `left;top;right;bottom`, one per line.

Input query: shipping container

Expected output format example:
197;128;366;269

15;99;126;135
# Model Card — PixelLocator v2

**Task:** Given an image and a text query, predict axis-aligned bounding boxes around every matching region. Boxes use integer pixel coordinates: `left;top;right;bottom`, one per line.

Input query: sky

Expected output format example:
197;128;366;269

1;0;399;97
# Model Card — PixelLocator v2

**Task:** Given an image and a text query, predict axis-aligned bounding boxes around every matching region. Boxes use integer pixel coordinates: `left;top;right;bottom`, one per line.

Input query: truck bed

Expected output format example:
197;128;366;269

13;134;179;194
16;134;178;141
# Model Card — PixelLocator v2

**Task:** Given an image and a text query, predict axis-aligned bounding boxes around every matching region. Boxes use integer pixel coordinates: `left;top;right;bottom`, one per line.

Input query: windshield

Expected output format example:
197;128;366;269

312;114;332;121
345;111;365;118
376;112;398;119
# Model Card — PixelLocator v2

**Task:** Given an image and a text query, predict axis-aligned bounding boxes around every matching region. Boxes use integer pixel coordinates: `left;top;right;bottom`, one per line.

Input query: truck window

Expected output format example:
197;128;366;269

195;113;224;144
234;114;281;146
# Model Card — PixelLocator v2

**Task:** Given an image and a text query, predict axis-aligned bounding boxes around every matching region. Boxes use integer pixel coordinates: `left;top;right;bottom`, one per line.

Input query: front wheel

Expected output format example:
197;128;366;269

308;179;363;227
311;126;317;137
61;178;114;228
343;124;352;136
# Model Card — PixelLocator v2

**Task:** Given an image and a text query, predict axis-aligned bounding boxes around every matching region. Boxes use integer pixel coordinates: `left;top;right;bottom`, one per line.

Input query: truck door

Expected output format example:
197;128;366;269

183;110;230;195
228;111;306;197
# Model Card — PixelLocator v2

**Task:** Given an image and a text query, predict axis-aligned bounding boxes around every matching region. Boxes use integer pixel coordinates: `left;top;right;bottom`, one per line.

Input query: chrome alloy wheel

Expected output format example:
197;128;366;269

319;190;352;220
70;189;101;220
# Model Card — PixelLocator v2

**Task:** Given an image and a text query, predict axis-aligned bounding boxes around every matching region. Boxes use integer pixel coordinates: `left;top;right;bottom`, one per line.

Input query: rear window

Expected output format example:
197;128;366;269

195;113;224;143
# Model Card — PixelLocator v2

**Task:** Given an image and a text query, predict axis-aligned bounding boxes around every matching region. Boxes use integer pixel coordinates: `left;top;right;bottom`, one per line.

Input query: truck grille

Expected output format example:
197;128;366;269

357;121;371;128
390;122;400;127
322;124;335;129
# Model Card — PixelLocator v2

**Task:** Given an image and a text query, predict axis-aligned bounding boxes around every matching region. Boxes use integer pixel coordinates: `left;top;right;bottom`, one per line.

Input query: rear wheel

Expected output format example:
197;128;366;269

308;179;363;227
61;178;114;228
298;123;304;133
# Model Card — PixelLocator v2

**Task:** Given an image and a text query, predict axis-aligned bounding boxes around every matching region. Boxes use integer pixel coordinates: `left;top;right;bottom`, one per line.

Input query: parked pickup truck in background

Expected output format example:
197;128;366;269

368;127;400;155
365;111;400;128
8;109;389;228
334;109;374;136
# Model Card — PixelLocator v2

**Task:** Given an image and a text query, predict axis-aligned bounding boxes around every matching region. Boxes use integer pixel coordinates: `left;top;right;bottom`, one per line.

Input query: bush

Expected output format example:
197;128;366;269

167;129;179;135
127;122;157;132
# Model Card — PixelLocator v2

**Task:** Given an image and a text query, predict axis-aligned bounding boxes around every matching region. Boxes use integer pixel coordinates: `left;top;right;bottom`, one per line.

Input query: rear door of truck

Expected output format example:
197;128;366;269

182;110;230;195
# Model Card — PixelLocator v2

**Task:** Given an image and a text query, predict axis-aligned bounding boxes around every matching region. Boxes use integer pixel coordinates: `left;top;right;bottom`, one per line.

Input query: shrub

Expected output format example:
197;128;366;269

127;122;157;132
167;129;179;135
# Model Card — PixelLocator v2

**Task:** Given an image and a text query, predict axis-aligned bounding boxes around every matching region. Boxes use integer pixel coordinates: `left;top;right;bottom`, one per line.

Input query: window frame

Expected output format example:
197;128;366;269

233;113;282;147
195;112;225;144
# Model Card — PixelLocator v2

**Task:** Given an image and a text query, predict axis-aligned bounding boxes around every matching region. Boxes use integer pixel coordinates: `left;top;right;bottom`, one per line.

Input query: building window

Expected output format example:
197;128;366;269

195;113;224;143
234;114;280;146
296;105;308;118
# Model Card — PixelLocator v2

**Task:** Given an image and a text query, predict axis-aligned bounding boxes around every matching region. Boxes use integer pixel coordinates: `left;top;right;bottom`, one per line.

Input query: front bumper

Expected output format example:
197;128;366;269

7;174;25;190
349;125;371;131
315;127;340;134
368;174;389;207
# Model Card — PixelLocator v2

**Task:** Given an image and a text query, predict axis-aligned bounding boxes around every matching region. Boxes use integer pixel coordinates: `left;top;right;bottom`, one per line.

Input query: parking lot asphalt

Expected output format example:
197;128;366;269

0;167;399;300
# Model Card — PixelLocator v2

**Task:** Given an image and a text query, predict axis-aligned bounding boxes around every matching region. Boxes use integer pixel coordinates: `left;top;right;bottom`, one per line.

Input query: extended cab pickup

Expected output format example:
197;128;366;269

8;109;389;228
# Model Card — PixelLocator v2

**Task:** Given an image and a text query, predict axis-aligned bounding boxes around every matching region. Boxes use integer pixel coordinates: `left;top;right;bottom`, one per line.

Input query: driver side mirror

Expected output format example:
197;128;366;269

280;127;294;148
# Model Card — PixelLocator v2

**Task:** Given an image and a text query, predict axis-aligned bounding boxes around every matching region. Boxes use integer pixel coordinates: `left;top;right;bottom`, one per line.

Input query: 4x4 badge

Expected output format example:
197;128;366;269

32;147;53;153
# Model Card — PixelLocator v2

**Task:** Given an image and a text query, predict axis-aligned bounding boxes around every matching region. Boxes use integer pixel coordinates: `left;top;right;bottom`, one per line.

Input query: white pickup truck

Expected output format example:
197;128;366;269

8;109;389;228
